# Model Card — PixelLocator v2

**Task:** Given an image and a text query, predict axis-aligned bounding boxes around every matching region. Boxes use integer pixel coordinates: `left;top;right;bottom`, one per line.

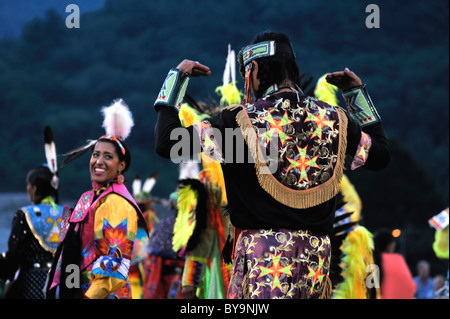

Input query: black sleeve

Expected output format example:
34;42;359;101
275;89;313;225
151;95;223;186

346;113;390;171
154;107;199;160
154;106;241;161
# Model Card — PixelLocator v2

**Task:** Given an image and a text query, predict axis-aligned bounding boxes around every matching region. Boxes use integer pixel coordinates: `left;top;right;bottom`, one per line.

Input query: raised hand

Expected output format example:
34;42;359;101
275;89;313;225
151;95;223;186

326;68;362;91
176;59;211;77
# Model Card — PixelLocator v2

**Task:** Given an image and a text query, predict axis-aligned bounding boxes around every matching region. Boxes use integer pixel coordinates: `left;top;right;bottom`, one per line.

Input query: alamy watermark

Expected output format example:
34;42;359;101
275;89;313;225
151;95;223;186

366;263;381;289
65;4;80;29
168;126;280;174
64;264;81;288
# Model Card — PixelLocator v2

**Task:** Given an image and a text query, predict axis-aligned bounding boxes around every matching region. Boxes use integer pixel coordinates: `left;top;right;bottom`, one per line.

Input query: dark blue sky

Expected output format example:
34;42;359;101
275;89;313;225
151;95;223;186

0;0;104;38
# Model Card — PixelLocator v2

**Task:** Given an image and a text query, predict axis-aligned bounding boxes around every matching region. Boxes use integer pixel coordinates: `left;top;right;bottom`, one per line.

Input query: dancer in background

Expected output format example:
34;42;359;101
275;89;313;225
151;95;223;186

372;228;416;299
46;99;148;299
0;126;64;299
129;172;159;299
173;46;240;299
428;207;449;298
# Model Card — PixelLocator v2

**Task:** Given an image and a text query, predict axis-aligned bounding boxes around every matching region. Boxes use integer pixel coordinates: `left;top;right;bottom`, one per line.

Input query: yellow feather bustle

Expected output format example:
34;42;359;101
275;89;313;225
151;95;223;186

215;83;243;107
172;185;198;253
179;103;209;127
314;74;375;298
332;226;375;299
339;174;362;222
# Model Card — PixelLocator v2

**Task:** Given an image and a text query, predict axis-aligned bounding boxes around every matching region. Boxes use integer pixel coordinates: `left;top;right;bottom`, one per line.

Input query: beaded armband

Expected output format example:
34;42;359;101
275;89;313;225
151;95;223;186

154;68;190;112
342;85;381;127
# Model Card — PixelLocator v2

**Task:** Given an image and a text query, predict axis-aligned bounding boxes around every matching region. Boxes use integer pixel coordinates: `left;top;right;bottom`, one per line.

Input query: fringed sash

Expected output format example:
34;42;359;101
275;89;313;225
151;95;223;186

236;95;347;209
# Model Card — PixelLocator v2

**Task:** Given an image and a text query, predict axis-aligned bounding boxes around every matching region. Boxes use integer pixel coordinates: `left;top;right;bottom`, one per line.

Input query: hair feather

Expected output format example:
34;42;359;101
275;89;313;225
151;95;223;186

101;99;134;140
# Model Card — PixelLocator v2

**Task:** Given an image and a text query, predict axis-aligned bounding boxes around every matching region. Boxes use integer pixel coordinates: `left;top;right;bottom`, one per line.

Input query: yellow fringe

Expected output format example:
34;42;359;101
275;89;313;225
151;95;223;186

242;271;250;299
320;277;333;299
235;106;348;209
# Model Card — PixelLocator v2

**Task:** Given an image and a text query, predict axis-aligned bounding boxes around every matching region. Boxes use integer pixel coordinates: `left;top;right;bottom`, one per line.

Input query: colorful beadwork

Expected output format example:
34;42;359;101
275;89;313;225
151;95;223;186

182;256;207;287
70;192;93;222
343;85;381;127
193;120;224;163
350;131;372;170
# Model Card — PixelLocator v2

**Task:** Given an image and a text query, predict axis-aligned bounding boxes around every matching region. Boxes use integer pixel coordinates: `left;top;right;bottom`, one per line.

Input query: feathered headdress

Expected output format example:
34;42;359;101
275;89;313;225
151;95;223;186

215;44;242;106
101;98;134;140
132;171;159;199
61;98;134;168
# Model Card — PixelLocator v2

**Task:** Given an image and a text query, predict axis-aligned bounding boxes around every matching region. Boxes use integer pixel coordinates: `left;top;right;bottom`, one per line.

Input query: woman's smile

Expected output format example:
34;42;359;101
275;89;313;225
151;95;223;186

90;141;125;184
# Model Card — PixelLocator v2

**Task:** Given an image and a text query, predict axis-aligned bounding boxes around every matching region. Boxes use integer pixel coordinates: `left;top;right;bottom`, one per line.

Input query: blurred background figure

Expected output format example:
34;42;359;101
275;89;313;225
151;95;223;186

143;191;185;299
413;260;435;299
428;207;449;299
129;172;159;299
0;126;64;299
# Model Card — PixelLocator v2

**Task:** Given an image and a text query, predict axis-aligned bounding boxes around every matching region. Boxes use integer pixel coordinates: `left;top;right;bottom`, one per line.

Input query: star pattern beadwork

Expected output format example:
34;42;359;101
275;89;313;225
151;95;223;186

243;95;343;195
96;219;133;259
304;107;335;141
258;252;293;291
259;110;294;145
202;131;217;152
306;256;326;294
286;145;320;184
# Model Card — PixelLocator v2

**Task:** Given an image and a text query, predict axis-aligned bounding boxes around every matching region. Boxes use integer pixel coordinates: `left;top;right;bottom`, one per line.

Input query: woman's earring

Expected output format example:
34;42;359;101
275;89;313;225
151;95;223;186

117;174;124;185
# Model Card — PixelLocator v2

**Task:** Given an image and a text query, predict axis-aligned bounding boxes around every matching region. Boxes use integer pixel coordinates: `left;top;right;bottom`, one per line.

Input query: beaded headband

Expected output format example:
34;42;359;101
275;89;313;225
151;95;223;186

98;135;126;155
239;40;296;67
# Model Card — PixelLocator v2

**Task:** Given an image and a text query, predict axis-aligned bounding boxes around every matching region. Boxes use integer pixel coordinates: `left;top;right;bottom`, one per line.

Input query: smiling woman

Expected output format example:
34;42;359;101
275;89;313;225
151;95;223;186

90;141;126;185
46;99;148;299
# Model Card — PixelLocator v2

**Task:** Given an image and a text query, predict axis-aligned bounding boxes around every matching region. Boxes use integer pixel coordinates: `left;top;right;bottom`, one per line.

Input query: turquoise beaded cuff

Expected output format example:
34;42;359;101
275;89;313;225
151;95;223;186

342;85;381;127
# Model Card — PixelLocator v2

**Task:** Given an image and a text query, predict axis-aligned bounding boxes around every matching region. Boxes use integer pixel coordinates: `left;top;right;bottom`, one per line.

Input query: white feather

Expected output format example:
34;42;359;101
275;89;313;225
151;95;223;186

222;44;231;87
142;177;156;193
179;160;200;180
132;176;142;196
101;99;134;140
230;49;236;86
45;142;57;174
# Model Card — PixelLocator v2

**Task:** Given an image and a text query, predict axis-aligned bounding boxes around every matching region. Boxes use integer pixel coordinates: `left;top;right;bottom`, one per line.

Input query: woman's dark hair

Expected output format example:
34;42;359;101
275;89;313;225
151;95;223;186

239;30;301;99
96;138;131;173
27;165;58;203
374;228;395;253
